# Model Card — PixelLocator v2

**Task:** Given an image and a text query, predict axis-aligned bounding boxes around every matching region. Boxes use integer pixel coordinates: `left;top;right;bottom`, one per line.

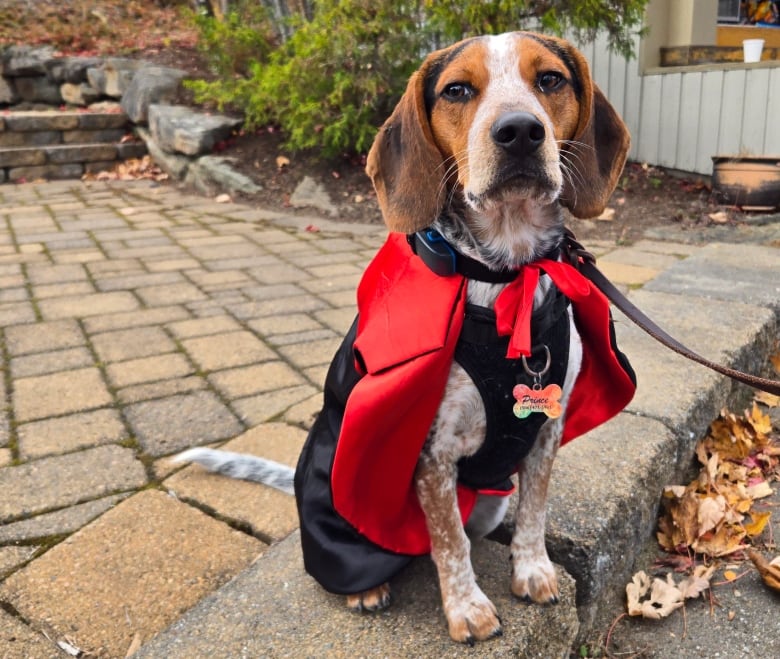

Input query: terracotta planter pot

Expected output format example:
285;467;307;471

711;156;780;210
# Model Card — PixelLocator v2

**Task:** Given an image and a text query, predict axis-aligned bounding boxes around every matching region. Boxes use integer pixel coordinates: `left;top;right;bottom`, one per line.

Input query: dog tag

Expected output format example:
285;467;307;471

512;383;563;419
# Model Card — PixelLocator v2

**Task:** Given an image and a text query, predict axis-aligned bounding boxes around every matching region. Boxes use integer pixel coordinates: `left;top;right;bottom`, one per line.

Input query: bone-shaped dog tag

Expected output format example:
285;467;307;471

512;383;562;419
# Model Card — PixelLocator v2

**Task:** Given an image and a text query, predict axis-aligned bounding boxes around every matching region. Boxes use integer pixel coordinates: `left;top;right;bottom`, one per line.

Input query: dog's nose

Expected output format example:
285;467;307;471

490;112;545;156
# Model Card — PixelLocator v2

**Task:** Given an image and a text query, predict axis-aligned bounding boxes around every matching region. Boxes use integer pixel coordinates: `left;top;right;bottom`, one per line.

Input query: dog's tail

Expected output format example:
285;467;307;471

173;448;295;495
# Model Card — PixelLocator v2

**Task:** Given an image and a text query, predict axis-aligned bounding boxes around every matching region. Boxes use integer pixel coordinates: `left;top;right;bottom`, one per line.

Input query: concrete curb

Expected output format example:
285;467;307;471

135;531;580;659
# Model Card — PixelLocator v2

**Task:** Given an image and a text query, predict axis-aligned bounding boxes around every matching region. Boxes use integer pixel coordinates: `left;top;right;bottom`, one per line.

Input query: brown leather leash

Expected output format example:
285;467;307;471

563;230;780;397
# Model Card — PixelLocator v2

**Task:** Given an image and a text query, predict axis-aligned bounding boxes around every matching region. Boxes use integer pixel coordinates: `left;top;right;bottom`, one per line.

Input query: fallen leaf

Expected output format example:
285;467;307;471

697;495;726;537
641;574;685;619
595;207;615;221
626;570;651;616
728;610;736;621
743;510;771;537
708;211;729;224
746;549;780;592
747;403;772;436
754;391;780;407
677;564;715;599
276;155;290;169
746;481;773;500
692;523;746;557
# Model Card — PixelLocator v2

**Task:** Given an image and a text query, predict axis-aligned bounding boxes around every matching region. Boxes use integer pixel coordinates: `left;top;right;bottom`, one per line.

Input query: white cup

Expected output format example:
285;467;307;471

743;39;765;63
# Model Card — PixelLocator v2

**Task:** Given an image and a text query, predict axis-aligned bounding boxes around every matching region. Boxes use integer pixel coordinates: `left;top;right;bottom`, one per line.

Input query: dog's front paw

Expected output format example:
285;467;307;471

511;558;559;604
346;582;391;612
444;589;502;645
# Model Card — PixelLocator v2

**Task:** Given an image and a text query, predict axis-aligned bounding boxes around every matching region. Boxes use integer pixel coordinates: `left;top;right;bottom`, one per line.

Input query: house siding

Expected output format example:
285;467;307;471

577;35;780;175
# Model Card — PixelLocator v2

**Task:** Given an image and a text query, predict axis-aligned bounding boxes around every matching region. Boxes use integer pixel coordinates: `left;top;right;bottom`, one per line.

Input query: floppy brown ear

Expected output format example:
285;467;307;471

560;50;630;219
365;66;446;233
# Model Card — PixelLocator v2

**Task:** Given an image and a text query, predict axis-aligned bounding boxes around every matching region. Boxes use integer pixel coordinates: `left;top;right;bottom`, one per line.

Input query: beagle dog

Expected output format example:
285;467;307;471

179;31;634;645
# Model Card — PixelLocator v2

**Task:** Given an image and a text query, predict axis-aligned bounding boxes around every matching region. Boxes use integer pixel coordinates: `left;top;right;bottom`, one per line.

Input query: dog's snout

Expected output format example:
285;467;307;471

490;112;545;156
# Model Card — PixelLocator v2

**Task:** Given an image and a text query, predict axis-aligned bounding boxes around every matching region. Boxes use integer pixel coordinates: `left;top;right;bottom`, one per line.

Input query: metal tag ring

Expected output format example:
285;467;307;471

521;344;551;380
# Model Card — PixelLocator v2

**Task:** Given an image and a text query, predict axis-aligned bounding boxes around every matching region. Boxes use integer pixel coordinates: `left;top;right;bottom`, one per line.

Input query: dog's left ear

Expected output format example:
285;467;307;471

366;62;446;233
560;46;630;219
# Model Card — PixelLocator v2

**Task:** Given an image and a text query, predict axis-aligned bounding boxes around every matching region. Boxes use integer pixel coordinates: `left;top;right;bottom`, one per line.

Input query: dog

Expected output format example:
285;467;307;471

177;31;636;644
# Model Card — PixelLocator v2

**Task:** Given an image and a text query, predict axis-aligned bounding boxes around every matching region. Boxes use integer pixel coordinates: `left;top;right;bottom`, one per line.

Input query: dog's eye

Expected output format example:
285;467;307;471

537;71;565;93
441;83;475;102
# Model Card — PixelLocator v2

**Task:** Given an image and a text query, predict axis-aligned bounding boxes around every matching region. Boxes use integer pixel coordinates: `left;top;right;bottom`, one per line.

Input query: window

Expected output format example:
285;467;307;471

718;0;742;22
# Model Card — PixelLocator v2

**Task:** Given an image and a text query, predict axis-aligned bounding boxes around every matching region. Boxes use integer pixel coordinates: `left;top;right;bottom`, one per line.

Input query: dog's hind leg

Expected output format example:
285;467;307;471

465;494;510;538
416;453;502;644
346;583;391;612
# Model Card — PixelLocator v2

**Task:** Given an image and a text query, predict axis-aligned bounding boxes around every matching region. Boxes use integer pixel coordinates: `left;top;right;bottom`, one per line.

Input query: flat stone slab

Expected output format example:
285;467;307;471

136;531;579;658
0;609;61;659
12;367;113;423
120;66;187;123
4;318;84;356
148;104;242;156
165;423;306;541
615;289;775;438
124;390;244;456
2;111;80;132
0;445;146;523
185;155;262;195
0;490;264;658
1;45;56;76
644;242;780;308
180;330;276;371
45;56;103;84
18;408;127;460
0;494;127;544
290;175;338;216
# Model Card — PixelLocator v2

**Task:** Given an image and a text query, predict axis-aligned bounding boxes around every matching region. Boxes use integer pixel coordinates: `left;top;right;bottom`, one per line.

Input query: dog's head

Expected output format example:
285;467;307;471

366;32;629;241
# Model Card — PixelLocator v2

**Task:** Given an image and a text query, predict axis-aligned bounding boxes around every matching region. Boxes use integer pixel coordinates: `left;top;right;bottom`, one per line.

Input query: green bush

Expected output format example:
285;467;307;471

187;0;648;156
190;0;276;77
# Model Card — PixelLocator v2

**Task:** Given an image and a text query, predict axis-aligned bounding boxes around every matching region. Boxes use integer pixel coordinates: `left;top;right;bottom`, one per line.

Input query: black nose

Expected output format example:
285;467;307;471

490;112;545;156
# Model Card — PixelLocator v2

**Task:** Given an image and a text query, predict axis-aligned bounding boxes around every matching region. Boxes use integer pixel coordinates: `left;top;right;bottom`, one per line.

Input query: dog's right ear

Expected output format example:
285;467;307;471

366;66;446;234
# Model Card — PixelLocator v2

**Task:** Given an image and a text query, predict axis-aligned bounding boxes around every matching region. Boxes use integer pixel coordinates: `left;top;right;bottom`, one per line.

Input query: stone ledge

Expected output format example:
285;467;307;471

135;530;580;658
1;45;249;187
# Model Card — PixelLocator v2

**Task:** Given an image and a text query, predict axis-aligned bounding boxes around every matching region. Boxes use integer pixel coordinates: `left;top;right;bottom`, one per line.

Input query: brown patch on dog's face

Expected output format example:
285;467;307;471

516;39;580;142
425;33;584;208
366;31;629;233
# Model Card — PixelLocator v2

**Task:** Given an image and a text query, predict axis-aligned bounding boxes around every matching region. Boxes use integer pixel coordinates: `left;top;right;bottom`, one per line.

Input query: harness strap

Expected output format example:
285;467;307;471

562;229;780;396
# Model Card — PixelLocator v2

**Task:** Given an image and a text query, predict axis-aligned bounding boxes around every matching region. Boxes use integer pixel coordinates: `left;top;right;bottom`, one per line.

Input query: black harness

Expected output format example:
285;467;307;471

455;287;570;491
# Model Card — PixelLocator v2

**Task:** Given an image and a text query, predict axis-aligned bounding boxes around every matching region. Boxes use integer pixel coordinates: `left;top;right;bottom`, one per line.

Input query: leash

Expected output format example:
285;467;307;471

562;229;780;397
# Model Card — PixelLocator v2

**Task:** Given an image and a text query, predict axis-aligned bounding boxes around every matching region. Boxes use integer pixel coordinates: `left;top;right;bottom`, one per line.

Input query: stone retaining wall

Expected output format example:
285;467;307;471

0;111;146;182
1;45;253;192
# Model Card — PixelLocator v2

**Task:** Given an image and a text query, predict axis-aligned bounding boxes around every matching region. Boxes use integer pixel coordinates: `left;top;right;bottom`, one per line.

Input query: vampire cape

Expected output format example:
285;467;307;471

294;233;636;595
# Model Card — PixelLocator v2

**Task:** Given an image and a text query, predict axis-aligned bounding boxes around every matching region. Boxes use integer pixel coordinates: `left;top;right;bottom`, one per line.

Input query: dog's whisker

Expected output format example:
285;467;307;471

559;154;587;193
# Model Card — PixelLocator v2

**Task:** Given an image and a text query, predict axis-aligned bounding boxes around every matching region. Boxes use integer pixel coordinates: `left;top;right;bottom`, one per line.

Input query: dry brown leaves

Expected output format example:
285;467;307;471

81;156;169;183
627;369;780;619
626;565;716;619
656;403;778;560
